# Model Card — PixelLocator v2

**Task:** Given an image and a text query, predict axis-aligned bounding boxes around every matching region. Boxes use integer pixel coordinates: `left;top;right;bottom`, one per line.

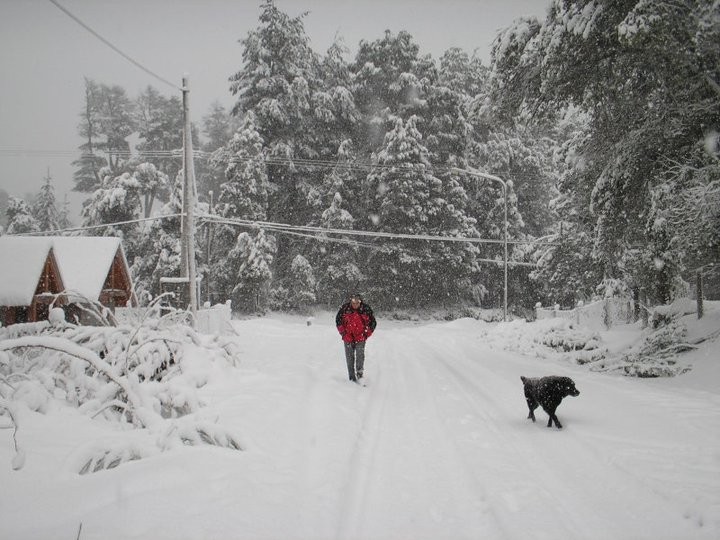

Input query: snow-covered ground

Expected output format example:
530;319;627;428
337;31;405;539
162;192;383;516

1;307;719;540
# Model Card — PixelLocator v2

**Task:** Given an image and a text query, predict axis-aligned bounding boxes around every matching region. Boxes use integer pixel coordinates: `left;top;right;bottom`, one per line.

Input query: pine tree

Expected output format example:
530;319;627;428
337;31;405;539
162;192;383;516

135;86;184;192
32;171;60;232
365;116;478;306
57;195;72;230
229;0;321;282
529;114;602;306
282;254;317;311
314;191;365;304
210;113;269;301
229;226;277;313
311;38;360;160
351;30;433;152
198;101;240;201
305;140;366;304
73;79;136;192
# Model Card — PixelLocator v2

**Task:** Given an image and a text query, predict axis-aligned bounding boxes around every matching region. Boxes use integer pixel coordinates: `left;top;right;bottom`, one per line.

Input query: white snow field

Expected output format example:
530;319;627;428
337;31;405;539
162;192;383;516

1;312;719;540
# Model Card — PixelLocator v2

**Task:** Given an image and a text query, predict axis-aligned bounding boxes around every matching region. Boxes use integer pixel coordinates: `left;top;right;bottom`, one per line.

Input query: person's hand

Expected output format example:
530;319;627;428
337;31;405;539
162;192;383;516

365;328;373;338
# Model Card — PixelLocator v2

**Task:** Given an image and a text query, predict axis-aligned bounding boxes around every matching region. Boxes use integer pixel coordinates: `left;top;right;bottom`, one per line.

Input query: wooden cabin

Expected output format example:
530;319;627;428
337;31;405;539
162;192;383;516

0;237;66;325
0;236;137;326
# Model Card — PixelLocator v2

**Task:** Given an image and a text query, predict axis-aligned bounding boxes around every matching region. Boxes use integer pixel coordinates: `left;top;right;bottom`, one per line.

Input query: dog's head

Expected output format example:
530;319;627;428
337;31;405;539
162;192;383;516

558;377;580;397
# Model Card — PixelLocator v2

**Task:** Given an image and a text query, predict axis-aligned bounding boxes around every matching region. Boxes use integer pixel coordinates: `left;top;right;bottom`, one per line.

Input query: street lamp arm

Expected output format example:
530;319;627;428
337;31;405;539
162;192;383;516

451;166;508;322
450;167;506;191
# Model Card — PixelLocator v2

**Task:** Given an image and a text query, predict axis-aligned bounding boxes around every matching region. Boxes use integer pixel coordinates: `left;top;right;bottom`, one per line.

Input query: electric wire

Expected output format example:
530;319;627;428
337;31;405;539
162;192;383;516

0;145;546;180
9;211;539;268
47;0;182;92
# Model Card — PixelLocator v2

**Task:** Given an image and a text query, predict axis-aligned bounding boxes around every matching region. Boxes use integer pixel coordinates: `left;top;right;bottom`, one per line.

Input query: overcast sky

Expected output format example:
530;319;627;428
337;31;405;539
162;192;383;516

0;0;548;219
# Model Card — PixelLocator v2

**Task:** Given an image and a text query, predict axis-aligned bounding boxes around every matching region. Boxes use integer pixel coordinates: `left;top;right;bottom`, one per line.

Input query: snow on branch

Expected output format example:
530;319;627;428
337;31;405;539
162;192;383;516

0;316;243;474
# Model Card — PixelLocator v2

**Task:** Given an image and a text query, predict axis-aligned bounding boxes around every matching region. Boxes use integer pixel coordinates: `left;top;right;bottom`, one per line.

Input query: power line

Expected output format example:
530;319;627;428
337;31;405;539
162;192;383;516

9;212;539;268
13;214;185;237
200;214;552;247
47;0;182;92
0;145;547;180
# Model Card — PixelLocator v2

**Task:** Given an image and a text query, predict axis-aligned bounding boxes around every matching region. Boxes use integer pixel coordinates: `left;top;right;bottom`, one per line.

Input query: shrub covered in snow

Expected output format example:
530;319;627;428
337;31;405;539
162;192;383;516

0;312;243;474
481;300;717;379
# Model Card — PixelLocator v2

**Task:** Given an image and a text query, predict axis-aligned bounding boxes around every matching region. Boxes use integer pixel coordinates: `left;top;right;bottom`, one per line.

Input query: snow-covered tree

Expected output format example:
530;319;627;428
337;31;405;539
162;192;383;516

313;191;365;304
365;116;480;306
32;171;60;232
210;113;269;302
272;254;317;312
306;140;366;299
229;226;277;312
216;112;268;222
73;79;136;192
529;114;603;306
229;0;322;282
490;0;720;302
351;30;433;152
130;162;169;219
6;197;40;234
57;195;72;231
135;86;184;187
131;174;183;299
311;38;361;160
80;170;142;260
198;101;240;201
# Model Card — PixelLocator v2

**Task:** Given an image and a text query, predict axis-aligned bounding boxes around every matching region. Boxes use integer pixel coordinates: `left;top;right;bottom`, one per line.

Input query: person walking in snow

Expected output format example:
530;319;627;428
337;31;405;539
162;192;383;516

335;293;376;382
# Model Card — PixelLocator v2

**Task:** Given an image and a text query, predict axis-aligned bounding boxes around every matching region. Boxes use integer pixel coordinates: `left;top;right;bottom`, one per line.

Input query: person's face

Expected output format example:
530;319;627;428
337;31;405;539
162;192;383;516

350;297;361;309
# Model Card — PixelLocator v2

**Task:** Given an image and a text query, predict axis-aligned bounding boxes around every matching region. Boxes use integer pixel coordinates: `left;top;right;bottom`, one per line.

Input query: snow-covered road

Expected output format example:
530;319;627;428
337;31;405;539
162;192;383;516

1;314;718;540
209;315;719;540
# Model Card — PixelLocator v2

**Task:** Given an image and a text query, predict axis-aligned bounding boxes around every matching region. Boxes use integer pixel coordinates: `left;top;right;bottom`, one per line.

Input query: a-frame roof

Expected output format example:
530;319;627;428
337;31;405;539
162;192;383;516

0;236;56;305
50;236;127;302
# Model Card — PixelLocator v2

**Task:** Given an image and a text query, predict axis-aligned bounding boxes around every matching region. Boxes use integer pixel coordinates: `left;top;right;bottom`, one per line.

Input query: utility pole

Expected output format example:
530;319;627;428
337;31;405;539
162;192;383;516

181;75;198;317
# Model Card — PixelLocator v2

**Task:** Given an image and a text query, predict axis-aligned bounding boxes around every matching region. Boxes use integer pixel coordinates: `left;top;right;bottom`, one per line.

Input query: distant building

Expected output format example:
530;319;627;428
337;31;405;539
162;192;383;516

0;236;137;326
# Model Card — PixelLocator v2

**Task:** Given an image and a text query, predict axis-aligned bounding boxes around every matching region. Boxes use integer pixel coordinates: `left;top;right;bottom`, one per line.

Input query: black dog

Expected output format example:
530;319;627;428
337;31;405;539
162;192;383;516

520;376;580;429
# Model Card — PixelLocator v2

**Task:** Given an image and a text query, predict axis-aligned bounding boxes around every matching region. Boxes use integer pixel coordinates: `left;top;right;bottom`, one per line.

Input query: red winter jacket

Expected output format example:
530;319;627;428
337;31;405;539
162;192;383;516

336;302;377;343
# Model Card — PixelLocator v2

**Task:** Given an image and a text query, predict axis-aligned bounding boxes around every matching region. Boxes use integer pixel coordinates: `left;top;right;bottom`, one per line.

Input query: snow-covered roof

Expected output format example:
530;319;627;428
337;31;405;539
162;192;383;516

50;236;125;302
0;236;56;305
0;236;129;305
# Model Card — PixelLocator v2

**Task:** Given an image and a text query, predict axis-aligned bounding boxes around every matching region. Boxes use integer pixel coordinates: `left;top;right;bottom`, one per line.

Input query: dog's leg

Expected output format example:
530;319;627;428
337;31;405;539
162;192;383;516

526;399;537;422
547;412;563;429
543;405;563;429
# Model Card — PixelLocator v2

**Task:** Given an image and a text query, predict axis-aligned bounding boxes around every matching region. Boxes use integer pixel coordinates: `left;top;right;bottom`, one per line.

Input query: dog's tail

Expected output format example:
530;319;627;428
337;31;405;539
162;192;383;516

520;376;527;384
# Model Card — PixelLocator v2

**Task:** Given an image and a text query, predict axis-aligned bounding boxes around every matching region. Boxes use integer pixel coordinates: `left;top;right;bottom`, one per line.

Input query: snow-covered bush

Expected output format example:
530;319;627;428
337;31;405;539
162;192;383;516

0;312;243;474
595;299;700;378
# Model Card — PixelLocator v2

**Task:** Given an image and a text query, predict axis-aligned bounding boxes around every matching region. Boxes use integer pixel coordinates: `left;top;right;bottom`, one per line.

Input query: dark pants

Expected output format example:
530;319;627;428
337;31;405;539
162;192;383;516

344;341;365;380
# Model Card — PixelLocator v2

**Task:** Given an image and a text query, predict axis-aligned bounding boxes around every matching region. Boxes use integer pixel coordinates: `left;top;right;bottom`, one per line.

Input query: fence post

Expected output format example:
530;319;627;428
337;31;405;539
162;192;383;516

697;271;704;319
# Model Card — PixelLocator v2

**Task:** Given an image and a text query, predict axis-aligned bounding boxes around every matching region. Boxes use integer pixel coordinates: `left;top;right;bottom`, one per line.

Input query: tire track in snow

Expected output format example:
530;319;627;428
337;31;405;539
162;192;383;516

335;330;507;540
